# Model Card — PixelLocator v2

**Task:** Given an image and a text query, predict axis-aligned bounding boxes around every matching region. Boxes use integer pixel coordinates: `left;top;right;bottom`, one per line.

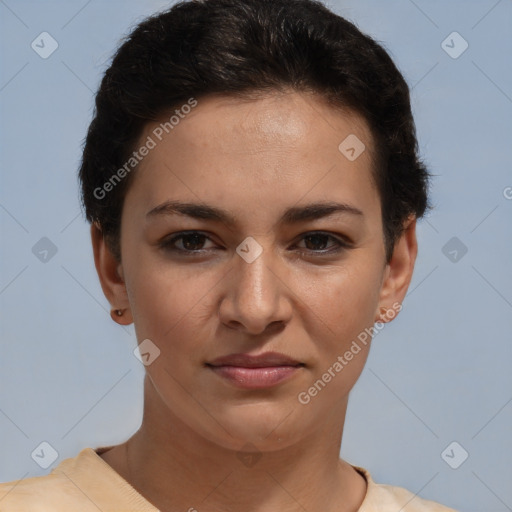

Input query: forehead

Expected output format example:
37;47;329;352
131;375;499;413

124;91;380;225
150;91;374;158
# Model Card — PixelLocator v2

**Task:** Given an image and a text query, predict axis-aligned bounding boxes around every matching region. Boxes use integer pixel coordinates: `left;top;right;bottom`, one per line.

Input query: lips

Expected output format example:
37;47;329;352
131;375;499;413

207;351;303;368
206;351;304;389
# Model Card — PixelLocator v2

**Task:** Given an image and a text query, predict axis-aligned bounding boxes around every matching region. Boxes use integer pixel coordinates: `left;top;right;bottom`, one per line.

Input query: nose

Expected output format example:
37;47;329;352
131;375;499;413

218;242;293;335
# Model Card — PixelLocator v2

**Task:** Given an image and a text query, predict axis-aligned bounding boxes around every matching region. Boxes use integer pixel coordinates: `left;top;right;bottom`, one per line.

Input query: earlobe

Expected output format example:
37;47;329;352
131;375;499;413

91;222;133;325
375;215;418;322
109;307;132;325
374;305;391;323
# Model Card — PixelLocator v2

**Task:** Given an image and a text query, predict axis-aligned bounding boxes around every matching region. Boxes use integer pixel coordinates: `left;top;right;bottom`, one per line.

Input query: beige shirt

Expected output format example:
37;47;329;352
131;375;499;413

0;446;458;511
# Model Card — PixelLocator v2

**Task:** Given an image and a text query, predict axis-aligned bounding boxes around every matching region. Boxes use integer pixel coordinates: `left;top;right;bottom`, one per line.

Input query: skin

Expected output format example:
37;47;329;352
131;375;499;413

91;90;418;512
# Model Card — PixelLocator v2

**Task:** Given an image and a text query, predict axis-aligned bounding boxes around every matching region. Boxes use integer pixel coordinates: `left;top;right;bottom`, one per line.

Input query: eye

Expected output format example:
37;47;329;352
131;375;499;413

159;231;218;254
159;230;351;257
293;232;351;255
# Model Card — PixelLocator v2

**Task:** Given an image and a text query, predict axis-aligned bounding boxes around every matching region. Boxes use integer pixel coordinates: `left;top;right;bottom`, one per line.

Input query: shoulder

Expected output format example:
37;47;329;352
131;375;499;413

0;446;156;511
0;467;91;511
354;466;459;512
0;446;137;511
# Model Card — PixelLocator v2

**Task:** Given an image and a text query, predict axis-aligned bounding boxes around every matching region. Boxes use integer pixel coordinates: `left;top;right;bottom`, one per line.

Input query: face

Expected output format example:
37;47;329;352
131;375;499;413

94;91;416;452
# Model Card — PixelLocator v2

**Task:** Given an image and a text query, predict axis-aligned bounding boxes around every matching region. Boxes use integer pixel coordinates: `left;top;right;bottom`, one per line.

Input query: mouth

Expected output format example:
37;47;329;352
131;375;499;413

206;352;305;389
206;365;304;389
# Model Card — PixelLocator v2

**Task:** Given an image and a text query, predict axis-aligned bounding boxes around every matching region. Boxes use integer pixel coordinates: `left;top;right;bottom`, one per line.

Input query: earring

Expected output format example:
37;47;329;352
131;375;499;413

110;308;125;322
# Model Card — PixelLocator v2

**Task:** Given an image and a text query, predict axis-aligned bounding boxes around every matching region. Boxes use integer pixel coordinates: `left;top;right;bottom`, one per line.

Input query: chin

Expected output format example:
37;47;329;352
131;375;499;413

192;403;308;452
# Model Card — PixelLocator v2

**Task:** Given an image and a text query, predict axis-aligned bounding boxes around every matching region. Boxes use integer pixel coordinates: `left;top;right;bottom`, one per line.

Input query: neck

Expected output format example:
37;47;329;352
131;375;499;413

105;375;367;512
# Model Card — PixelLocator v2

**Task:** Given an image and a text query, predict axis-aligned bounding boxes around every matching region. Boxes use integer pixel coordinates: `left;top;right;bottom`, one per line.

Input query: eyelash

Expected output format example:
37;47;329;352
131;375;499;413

158;230;352;257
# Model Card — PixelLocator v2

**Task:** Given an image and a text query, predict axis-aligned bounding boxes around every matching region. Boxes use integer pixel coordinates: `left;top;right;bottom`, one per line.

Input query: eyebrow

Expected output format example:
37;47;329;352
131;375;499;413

146;200;363;226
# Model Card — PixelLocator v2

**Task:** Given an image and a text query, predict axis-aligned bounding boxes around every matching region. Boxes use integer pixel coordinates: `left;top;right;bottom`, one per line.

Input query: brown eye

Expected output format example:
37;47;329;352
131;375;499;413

295;232;350;255
303;233;331;250
176;233;208;251
159;231;217;254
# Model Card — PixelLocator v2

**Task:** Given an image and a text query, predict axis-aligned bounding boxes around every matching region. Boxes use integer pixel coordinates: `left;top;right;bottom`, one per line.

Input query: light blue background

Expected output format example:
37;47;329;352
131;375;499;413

1;1;511;510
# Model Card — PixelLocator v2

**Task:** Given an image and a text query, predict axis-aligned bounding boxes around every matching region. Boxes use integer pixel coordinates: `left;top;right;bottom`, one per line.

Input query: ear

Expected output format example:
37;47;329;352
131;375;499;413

91;222;133;326
374;215;418;323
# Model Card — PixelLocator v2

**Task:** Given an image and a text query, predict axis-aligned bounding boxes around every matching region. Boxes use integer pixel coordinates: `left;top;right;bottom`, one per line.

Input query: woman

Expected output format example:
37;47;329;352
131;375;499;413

0;0;458;510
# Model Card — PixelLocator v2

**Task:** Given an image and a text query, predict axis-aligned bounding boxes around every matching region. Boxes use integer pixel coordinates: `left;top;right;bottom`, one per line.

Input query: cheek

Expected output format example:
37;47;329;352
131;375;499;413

295;267;379;407
300;258;382;333
125;258;220;354
127;248;383;348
